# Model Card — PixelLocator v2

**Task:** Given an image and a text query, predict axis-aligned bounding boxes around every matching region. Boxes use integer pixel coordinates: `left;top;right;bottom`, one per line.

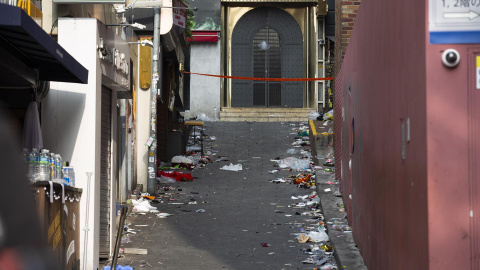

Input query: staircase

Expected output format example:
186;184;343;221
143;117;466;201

219;107;313;122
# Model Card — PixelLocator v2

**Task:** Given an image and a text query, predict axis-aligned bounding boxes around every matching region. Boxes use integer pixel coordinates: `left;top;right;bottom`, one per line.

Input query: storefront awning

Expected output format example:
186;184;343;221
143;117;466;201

187;31;219;42
0;4;88;84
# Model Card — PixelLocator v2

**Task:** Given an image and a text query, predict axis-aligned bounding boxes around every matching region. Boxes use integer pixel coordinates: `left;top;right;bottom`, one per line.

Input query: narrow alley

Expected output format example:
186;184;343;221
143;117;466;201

2;0;479;268
112;121;359;269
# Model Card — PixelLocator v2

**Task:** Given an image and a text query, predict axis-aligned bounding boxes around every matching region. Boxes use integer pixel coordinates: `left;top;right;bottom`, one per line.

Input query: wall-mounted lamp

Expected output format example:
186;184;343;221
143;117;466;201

179;62;184;76
97;38;108;57
114;5;127;13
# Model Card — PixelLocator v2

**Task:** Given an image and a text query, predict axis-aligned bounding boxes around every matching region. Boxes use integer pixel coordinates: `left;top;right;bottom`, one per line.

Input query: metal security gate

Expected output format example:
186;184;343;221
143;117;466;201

232;7;303;107
100;86;112;258
253;27;281;106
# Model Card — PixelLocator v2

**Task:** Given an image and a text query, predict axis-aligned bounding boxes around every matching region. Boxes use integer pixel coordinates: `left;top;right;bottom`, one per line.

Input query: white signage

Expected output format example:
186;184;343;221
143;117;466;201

172;0;186;29
429;0;480;43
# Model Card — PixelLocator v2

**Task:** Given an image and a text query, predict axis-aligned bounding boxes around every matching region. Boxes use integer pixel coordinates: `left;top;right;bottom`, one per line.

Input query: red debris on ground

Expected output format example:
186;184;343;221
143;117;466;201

157;171;194;182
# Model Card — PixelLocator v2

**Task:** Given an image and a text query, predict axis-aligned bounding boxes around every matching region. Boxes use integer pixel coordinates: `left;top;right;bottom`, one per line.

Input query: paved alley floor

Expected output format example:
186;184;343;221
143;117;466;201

115;122;332;270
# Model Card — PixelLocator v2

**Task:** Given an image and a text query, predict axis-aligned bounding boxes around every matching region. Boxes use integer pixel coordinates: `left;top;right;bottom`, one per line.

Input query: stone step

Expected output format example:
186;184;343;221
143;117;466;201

220;107;313;122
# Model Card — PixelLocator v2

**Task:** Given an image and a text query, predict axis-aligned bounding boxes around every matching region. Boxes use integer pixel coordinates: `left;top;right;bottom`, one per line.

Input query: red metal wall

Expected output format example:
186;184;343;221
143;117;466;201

334;68;346;210
337;0;429;269
333;69;343;184
425;37;480;269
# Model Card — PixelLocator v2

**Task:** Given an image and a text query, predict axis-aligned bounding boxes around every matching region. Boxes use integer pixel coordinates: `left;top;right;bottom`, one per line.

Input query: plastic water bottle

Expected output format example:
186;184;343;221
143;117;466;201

28;148;39;182
63;162;70;186
55;154;62;181
38;149;50;181
214;107;219;120
63;162;75;186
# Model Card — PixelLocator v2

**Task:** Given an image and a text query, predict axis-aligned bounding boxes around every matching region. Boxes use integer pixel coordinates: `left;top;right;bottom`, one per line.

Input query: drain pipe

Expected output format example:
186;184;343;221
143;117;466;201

83;172;93;270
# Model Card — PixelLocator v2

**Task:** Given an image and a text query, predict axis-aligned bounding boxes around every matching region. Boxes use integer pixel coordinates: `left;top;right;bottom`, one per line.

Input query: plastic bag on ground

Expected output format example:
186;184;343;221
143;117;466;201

307;231;329;242
196;113;217;122
324;109;334;120
171;155;194;164
220;163;243;171
276;157;311;170
307;110;320;120
287;148;297;154
186;145;202;152
157;176;176;184
320;264;335;270
132;198;157;213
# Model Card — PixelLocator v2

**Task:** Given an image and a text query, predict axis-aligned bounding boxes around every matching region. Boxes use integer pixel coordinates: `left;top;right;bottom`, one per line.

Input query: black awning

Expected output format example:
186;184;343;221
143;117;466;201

0;4;88;84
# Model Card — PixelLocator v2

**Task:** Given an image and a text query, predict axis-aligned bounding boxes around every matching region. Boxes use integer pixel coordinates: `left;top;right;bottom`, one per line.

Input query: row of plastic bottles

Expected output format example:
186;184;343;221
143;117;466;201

23;148;75;186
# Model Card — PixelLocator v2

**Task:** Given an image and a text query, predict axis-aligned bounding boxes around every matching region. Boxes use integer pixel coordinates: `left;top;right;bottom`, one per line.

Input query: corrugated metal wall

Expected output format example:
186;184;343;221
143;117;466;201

334;68;343;184
99;86;112;258
337;0;429;269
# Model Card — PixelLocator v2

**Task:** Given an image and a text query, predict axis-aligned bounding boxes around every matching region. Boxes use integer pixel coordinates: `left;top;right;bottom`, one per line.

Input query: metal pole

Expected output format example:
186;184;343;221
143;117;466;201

110;206;128;268
82;172;93;270
147;6;161;194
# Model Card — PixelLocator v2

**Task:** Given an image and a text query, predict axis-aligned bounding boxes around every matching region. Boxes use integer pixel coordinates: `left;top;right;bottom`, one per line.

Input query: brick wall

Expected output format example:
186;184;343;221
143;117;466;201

334;0;361;77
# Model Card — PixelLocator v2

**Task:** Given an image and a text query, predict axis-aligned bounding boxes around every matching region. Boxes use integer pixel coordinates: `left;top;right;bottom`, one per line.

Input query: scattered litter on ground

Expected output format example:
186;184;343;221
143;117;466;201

287;148;298;154
220;163;243;171
123;248;148;255
308;110;320;120
171;155;194;164
156;213;173;218
324;109;334;120
121;234;132;244
270;178;287;183
157;176;176;183
157;171;193;182
196;113;218;122
272;157;311;170
132;198;158;213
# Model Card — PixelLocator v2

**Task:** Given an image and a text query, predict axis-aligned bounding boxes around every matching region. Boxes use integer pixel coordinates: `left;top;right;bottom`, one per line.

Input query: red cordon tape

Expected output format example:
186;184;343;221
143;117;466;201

184;71;333;82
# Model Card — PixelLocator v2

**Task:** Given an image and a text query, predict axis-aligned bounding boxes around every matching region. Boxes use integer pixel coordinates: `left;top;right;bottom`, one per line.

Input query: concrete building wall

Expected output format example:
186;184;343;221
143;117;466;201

135;68;150;191
337;0;429;269
186;42;221;119
42;19;102;270
334;0;361;77
41;18;131;269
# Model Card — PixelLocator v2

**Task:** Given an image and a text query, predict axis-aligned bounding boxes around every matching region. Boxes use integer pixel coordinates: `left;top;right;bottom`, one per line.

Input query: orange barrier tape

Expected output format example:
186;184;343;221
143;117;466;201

184;71;333;82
